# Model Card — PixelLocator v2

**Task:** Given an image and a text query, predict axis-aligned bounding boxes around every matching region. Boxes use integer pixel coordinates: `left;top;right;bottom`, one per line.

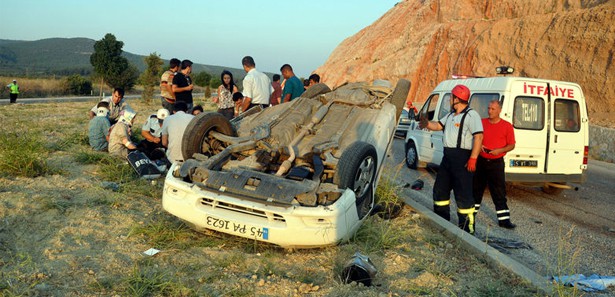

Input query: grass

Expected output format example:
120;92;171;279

0;100;542;297
0;130;51;178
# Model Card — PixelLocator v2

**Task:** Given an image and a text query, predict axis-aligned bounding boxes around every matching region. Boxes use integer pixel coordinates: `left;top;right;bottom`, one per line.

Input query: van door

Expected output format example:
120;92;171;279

546;84;585;175
510;81;548;176
431;93;452;164
415;94;440;164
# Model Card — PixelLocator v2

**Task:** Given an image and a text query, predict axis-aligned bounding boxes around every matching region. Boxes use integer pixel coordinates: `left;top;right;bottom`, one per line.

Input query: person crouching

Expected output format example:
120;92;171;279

108;109;138;158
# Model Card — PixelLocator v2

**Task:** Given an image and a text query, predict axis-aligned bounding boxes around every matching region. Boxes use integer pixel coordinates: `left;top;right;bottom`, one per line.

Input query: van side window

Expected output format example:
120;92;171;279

437;93;451;120
469;93;500;119
554;99;580;132
417;94;439;121
513;96;545;130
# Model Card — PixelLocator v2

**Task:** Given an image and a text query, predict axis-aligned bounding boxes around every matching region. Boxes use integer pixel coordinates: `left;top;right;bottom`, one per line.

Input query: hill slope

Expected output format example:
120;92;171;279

315;0;615;126
0;37;244;79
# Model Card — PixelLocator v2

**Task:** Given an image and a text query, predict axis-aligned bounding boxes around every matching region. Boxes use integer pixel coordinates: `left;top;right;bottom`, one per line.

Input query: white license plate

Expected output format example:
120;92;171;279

510;159;538;167
205;216;269;240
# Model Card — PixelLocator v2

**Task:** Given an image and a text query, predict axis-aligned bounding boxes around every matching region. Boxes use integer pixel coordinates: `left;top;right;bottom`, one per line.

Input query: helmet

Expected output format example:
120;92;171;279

156;108;170;120
452;85;470;102
119;108;137;125
96;106;109;116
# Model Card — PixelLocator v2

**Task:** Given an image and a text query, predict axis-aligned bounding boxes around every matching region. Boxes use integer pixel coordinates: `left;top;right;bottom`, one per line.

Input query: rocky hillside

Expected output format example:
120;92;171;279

316;0;615;126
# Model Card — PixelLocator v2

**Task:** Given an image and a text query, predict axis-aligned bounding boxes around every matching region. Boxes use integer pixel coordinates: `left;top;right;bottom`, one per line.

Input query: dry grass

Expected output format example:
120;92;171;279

0;99;540;296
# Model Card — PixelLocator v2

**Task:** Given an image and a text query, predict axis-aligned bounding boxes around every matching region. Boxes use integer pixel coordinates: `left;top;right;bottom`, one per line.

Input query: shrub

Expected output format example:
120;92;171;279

63;74;93;95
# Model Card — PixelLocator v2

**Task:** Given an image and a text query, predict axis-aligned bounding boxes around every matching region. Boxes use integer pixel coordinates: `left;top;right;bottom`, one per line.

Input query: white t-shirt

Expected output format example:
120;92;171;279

161;111;194;162
242;68;271;105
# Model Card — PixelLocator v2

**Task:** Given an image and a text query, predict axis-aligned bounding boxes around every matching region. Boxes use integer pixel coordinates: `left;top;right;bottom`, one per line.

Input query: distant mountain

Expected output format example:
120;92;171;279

0;37;245;79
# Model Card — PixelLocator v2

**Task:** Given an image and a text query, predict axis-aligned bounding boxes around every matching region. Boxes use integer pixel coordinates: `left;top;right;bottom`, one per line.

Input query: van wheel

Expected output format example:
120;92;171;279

405;140;418;169
182;112;235;160
334;142;377;219
542;183;565;195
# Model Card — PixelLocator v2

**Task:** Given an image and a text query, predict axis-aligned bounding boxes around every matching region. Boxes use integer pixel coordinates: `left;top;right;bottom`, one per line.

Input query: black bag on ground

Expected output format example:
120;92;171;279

127;151;161;179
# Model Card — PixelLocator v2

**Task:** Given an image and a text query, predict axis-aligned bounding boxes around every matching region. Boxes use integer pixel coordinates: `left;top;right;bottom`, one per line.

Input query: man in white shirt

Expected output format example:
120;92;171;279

241;56;271;111
161;102;194;162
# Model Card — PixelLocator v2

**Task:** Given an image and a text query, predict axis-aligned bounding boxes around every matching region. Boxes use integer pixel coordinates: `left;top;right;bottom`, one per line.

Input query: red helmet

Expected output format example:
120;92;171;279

452;85;470;102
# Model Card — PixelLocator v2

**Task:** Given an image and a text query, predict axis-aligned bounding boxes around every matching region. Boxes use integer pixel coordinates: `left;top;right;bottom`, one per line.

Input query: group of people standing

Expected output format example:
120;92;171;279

212;56;321;120
419;84;517;235
87;55;321;168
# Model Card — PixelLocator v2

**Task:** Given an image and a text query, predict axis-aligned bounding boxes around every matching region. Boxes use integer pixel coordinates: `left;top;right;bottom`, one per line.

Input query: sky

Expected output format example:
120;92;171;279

2;0;399;78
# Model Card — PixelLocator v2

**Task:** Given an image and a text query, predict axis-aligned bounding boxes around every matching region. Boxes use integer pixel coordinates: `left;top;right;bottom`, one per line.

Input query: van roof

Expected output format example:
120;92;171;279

434;76;583;93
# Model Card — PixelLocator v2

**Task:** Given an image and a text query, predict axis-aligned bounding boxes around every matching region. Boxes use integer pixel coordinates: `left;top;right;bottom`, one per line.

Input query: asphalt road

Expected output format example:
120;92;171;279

386;138;615;293
0;93;207;105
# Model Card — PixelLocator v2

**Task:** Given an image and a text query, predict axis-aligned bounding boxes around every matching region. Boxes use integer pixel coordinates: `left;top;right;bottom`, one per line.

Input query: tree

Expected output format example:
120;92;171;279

194;71;213;98
90;33;138;94
139;53;163;102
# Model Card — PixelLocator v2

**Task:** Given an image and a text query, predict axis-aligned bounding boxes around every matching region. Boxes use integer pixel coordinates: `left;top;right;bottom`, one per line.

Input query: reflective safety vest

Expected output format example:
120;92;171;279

9;83;19;94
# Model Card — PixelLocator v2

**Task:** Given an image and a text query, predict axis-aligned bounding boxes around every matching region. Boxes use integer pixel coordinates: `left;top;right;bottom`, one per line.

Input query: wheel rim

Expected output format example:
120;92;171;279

354;156;375;197
406;145;417;166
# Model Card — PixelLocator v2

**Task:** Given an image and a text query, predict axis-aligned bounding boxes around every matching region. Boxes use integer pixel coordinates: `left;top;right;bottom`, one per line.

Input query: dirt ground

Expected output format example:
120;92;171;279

1;99;542;296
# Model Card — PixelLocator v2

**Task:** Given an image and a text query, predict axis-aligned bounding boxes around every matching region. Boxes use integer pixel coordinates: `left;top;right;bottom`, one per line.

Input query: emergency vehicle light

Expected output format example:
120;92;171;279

496;66;514;75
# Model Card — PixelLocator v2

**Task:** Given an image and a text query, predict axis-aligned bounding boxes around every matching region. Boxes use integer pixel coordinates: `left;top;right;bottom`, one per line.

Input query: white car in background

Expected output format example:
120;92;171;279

162;79;410;248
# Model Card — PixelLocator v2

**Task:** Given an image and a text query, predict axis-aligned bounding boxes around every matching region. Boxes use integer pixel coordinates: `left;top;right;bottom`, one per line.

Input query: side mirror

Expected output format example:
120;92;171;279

408;110;416;120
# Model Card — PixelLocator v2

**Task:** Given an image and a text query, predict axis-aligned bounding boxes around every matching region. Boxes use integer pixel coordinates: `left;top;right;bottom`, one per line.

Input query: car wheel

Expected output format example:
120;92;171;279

391;79;411;120
542;183;565;195
405;140;418;169
302;83;331;99
334;142;377;219
181;112;235;160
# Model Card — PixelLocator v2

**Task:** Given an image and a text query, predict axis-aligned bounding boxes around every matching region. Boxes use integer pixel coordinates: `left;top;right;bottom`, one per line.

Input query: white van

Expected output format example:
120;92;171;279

404;75;589;194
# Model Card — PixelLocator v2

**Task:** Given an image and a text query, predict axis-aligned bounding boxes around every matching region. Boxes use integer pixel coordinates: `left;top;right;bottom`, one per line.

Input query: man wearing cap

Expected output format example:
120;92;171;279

88;101;111;151
138;108;169;160
419;84;483;235
7;79;19;103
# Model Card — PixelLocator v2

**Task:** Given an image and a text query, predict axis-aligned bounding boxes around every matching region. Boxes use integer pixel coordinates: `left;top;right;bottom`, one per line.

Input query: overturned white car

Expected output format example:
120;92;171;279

162;79;410;248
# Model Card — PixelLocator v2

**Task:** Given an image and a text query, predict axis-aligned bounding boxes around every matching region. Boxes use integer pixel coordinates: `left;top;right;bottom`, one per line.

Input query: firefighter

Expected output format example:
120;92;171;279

419;84;483;234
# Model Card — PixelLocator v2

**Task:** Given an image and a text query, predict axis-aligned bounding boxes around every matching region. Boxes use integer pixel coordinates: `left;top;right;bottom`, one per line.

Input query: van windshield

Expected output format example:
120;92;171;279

469;93;500;118
513;96;545;130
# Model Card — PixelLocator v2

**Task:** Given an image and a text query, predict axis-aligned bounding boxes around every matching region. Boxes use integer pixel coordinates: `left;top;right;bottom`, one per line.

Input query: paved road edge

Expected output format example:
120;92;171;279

401;190;554;295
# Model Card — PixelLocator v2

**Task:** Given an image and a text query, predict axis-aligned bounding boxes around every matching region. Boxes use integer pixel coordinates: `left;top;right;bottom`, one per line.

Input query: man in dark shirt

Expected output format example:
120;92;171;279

172;60;194;110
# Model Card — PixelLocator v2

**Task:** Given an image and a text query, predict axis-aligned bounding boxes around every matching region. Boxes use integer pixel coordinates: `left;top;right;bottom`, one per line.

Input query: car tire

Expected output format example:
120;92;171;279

302;83;331;99
391;79;411;120
181;112;235;160
542;183;565;195
405;140;418;169
334;142;377;219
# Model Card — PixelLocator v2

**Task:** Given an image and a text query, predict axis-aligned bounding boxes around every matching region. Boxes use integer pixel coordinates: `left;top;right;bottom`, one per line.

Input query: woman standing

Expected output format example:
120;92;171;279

214;70;238;120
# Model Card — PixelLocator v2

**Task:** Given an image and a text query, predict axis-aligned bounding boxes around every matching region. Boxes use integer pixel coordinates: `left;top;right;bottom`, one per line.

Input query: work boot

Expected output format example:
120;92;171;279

498;219;516;229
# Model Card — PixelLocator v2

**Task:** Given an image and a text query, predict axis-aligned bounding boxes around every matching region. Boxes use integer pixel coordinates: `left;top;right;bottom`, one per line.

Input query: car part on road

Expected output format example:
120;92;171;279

341;252;378;287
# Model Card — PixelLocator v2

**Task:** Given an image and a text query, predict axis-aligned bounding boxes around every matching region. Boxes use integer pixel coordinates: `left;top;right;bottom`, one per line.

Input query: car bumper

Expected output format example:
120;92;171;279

162;164;363;248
